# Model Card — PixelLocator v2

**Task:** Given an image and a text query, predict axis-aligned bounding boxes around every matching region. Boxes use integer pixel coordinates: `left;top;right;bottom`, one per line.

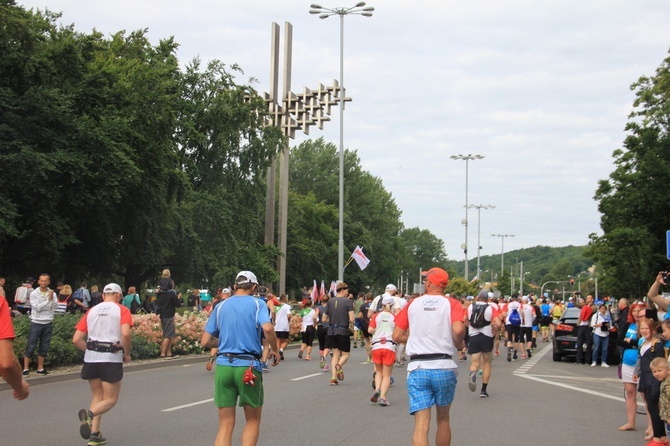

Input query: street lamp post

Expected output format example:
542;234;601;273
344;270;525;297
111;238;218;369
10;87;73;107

451;154;484;281
310;3;374;282
467;204;494;285
491;233;515;282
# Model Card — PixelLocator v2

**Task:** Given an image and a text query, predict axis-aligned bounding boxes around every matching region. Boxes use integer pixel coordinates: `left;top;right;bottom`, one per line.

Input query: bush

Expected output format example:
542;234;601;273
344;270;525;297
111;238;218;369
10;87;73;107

131;332;161;359
12;314;83;366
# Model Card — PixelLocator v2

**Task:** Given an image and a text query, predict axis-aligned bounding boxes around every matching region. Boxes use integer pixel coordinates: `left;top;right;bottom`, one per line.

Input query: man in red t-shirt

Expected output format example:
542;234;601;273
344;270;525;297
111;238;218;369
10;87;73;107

575;294;594;364
0;296;30;400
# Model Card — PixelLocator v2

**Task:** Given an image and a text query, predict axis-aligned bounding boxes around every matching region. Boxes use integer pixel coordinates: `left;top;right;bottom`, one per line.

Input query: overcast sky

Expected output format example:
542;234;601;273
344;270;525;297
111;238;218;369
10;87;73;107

19;0;670;266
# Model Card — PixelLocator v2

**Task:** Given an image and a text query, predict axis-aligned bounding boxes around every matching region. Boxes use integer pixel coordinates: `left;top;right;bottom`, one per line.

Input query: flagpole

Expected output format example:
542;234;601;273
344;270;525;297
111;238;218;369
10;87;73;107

344;256;354;270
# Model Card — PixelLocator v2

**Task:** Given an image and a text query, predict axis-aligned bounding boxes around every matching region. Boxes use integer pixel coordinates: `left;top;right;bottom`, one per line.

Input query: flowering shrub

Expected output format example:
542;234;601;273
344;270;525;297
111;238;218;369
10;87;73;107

290;314;302;342
130;311;208;357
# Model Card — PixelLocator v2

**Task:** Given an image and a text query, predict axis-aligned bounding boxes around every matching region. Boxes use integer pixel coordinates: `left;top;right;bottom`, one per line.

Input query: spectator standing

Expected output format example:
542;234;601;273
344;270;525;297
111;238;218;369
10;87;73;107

73;283;131;446
89;285;103;308
323;282;355;386
187;289;200;312
75;282;92;309
575;295;595;365
0;292;29;400
156;270;181;359
22;274;58;375
591;304;612;367
617;302;647;433
14;277;34;314
122;287;141;313
392;267;465;446
201;271;279;446
636;318;665;444
55;284;72;314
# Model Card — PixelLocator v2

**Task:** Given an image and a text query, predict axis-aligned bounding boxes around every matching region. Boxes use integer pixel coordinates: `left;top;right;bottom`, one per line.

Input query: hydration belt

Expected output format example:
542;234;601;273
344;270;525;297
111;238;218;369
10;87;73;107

87;340;123;353
371;338;397;346
409;353;452;362
218;352;261;363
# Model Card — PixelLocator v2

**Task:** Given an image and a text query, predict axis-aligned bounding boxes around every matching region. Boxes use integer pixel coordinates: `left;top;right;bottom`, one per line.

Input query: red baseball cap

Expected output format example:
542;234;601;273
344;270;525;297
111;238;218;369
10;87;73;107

422;267;449;288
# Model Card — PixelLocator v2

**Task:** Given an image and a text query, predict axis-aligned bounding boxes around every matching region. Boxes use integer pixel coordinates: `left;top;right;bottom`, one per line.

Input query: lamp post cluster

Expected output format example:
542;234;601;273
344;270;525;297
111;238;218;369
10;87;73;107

450;154;484;281
310;2;374;282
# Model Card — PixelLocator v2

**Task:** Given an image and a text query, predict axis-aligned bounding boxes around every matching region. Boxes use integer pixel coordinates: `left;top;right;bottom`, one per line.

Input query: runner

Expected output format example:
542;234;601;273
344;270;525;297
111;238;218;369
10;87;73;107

368;295;397;406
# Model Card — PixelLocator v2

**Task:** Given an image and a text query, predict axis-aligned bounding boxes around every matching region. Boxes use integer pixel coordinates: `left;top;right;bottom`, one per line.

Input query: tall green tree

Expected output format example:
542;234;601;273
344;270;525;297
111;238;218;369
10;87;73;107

587;50;670;298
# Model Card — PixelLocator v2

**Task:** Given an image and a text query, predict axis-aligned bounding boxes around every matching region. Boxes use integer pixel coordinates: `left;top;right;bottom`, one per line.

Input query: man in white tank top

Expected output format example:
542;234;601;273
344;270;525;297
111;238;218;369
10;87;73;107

393;267;465;446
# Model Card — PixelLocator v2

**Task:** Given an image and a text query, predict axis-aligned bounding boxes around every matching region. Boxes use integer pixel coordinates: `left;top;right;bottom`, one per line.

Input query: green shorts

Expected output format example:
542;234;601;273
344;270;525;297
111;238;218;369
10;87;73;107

214;365;264;408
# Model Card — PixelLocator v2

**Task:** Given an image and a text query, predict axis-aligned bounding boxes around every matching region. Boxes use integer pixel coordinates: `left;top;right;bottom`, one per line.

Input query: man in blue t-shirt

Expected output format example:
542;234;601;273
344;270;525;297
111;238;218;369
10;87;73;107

201;270;279;446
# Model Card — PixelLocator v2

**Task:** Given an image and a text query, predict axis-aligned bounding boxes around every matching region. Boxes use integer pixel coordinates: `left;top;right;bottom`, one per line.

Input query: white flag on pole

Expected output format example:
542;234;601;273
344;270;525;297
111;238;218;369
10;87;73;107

351;245;371;270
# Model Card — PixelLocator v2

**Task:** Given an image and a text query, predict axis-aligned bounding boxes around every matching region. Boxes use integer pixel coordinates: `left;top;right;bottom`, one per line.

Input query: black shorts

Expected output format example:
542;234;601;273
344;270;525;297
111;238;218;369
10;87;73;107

325;334;351;352
81;362;123;383
360;321;371;338
275;331;289;339
301;326;315;346
506;324;521;343
520;327;533;343
467;334;494;354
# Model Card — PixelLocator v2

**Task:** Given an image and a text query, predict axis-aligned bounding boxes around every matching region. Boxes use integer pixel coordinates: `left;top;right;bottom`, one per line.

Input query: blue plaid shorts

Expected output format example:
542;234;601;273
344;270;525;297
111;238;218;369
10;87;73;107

407;368;457;414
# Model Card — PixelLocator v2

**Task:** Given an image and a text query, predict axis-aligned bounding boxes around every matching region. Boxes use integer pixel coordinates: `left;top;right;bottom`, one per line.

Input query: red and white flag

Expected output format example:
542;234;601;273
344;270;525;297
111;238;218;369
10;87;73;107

320;280;326;299
311;280;319;302
329;281;338;297
351;245;371;270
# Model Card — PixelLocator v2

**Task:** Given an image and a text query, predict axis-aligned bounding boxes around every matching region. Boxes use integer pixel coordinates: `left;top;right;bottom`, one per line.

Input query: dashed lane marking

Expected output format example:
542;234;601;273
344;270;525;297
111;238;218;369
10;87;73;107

291;373;323;381
162;398;213;412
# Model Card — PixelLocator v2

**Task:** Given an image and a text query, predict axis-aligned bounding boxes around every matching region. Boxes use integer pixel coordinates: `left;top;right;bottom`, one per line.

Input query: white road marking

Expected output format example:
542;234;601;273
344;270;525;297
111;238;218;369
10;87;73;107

162;398;213;412
513;343;643;406
291;373;323;381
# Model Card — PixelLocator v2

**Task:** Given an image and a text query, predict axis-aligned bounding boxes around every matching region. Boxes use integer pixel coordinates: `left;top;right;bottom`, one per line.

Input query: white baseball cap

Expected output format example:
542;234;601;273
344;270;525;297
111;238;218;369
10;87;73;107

385;284;397;292
222;288;231;294
382;295;395;306
103;283;122;294
236;271;258;285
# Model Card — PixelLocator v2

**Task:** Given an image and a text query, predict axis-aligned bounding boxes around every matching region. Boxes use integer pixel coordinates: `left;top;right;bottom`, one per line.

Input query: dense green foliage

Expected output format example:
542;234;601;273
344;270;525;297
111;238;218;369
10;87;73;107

587;50;670;299
287;139;447;294
0;2;282;291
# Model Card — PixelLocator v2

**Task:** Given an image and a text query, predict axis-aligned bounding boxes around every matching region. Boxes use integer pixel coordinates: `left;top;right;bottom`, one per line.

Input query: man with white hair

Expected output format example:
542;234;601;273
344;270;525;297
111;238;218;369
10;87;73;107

368;284;400;319
73;283;132;446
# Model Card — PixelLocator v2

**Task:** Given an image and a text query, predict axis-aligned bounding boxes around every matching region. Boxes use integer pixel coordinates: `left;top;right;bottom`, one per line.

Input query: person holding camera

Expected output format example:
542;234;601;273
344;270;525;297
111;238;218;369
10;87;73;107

591;304;612;367
647;272;670;319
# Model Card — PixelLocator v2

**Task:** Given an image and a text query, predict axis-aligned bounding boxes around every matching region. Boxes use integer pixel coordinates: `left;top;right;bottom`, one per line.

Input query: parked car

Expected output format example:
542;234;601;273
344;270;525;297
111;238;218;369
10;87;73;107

552;307;620;364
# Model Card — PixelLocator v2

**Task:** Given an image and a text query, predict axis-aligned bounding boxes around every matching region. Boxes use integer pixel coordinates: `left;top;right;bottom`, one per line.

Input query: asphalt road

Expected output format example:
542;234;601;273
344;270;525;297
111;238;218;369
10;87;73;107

0;342;647;445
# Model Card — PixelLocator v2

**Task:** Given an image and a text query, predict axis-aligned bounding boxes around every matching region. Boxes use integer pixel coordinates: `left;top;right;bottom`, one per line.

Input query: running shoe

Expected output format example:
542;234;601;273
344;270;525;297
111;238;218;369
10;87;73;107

36;368;49;375
521;354;526;359
323;364;330;372
468;371;476;392
366;356;371;363
527;349;532;358
319;356;326;369
78;409;92;439
335;364;344;381
305;356;312;361
353;342;358;348
261;362;269;372
506;351;512;362
330;379;338;386
378;398;390;406
22;369;28;376
602;363;610;368
298;350;303;359
371;390;380;403
495;350;500;356
513;352;518;361
279;350;284;360
480;390;489;398
87;433;107;446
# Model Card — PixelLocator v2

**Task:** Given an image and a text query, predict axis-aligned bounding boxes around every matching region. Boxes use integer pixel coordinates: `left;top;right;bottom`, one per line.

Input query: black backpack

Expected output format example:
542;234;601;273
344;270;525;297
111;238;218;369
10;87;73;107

469;303;490;329
130;294;141;314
